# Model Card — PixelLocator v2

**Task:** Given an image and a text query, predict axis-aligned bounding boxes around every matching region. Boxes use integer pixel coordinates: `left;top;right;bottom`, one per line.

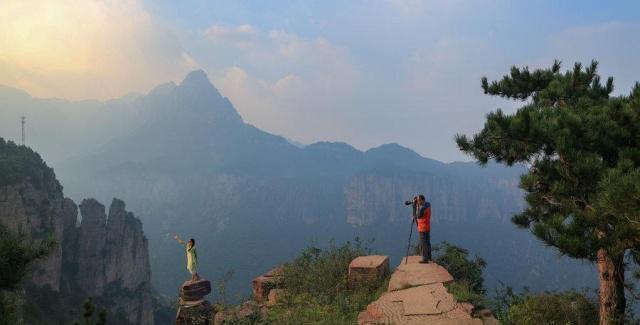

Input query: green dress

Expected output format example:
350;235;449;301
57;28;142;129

186;246;198;274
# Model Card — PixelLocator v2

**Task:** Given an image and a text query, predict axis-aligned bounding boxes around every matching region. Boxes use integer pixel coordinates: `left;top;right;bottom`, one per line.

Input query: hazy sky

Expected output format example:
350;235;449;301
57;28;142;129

1;1;639;161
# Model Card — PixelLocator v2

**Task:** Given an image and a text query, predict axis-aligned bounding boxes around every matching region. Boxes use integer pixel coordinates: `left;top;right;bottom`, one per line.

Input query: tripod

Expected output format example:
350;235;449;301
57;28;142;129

404;218;415;264
404;202;417;264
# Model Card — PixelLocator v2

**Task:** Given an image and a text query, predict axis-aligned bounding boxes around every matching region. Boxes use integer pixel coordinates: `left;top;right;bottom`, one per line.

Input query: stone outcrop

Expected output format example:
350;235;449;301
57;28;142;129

175;277;269;325
252;266;283;304
348;255;390;289
0;160;154;324
357;255;498;325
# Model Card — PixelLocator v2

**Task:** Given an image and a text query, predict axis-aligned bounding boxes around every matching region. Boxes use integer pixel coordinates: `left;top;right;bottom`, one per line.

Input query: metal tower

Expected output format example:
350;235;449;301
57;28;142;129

21;116;26;145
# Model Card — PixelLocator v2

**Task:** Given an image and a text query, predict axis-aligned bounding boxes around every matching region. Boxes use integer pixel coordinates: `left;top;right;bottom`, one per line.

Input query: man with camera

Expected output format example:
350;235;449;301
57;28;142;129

410;194;432;264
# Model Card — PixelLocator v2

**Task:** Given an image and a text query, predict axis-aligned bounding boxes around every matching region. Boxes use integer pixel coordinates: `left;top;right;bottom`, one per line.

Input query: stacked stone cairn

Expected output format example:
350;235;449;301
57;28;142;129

176;279;213;324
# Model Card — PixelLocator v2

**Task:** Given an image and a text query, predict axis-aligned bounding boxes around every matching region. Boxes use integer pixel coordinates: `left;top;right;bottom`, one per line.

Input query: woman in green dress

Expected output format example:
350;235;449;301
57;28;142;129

173;235;199;281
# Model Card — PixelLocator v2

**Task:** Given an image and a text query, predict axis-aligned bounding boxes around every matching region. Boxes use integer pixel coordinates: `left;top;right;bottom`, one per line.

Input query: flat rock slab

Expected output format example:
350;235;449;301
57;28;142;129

362;292;482;325
388;256;454;292
349;255;389;268
395;283;456;315
368;283;456;316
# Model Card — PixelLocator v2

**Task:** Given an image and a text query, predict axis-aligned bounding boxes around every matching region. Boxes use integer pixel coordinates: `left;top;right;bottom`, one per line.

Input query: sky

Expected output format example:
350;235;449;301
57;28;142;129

1;0;640;162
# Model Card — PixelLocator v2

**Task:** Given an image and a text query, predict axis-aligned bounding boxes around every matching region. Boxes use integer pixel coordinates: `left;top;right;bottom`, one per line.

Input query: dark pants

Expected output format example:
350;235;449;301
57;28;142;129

419;231;431;261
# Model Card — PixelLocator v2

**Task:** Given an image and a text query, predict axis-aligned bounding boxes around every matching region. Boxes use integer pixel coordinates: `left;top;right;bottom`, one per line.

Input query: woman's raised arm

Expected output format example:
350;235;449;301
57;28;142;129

173;234;185;245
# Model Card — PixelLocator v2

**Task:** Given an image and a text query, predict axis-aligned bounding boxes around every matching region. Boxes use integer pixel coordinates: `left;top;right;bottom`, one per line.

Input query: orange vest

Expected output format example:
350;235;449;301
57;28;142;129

417;203;431;232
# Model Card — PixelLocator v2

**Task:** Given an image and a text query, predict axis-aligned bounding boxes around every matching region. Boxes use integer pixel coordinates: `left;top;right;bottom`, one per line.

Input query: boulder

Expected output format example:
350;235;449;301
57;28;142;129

175;299;213;325
348;255;390;289
180;279;212;301
252;266;283;303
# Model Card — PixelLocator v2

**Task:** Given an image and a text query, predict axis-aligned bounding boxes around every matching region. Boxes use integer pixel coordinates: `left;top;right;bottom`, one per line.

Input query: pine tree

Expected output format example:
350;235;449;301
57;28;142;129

456;60;640;325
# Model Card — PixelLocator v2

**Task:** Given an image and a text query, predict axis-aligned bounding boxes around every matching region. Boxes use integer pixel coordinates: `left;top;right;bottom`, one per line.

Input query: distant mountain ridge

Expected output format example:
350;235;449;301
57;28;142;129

0;71;595;303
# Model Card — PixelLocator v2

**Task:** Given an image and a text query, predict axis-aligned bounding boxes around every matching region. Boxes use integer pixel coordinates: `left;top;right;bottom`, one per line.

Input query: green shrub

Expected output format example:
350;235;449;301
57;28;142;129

493;287;599;325
267;239;388;325
0;291;22;325
446;280;485;307
0;223;55;290
433;241;486;295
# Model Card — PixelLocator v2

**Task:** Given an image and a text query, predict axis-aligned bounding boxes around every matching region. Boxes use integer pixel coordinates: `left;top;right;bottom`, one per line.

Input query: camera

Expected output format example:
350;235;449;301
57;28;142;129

404;196;417;206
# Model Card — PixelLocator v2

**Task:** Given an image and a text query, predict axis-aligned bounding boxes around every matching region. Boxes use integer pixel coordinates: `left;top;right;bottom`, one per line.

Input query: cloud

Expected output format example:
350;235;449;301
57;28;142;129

0;0;197;100
203;24;256;39
198;25;364;144
201;24;257;50
385;0;465;17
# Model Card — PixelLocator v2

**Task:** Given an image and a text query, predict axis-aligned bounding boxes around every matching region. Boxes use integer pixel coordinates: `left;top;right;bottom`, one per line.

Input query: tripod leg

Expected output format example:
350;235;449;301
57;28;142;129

405;219;414;264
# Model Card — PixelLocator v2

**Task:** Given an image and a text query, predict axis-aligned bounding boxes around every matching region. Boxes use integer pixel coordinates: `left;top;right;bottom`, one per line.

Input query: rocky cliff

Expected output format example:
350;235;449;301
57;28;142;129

72;198;154;324
0;138;153;324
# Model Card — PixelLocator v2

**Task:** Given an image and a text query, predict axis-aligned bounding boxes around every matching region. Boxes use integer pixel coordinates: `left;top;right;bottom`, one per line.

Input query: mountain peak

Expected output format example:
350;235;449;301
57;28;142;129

178;69;225;100
367;143;418;156
180;69;212;87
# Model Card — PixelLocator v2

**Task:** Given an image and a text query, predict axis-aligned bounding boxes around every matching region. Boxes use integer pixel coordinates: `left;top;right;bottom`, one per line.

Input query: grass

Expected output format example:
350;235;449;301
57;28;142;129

445;280;485;307
265;239;389;325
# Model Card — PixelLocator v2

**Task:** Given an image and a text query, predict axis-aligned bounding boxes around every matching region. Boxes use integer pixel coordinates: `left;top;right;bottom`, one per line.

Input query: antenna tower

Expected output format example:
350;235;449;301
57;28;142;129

21;116;26;145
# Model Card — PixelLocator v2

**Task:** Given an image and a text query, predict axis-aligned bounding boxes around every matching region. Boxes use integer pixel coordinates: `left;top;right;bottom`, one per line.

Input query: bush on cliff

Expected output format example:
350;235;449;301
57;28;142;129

267;238;388;324
0;223;55;324
492;287;599;325
433;241;486;294
426;241;487;307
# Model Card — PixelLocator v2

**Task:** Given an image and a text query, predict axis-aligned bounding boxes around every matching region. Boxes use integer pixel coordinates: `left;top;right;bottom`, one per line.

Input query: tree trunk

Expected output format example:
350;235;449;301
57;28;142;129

597;248;625;325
